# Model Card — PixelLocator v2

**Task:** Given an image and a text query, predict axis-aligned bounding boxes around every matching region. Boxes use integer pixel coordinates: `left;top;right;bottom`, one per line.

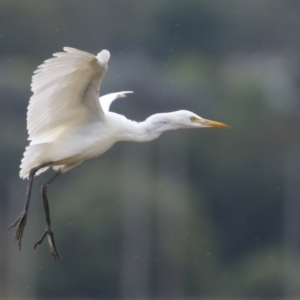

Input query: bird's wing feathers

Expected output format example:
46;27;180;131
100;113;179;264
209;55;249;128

99;91;133;113
27;47;110;142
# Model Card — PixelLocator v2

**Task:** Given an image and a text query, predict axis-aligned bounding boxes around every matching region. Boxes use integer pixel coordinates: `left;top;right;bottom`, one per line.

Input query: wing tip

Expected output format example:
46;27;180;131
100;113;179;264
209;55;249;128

119;91;134;97
97;50;110;64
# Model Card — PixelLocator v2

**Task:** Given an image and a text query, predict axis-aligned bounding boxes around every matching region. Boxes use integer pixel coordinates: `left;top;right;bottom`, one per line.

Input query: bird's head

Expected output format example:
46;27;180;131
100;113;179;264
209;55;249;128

170;110;230;129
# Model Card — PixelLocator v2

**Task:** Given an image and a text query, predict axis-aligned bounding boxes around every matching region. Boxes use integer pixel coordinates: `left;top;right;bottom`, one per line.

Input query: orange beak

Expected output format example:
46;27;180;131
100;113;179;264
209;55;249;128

196;118;231;129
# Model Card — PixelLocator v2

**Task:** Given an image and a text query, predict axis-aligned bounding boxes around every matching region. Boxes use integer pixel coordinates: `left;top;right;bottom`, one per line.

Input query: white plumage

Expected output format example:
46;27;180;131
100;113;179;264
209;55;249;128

11;47;229;261
20;48;122;178
28;48;108;141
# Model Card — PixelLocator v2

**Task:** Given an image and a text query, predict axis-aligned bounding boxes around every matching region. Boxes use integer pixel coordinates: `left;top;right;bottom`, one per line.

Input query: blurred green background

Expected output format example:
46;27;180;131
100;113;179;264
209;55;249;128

1;0;300;299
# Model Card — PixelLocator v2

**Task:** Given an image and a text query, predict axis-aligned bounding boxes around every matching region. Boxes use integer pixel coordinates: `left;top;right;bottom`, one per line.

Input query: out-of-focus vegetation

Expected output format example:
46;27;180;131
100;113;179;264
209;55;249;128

1;0;300;299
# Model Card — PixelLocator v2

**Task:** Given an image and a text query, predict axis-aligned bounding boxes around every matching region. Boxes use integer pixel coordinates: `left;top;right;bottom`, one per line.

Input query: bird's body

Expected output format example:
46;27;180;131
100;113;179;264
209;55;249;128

20;108;202;177
21;114;117;176
10;47;230;261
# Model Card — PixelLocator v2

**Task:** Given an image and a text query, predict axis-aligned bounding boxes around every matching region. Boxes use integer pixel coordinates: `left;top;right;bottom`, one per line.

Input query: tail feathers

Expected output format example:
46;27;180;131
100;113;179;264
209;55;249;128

19;143;50;179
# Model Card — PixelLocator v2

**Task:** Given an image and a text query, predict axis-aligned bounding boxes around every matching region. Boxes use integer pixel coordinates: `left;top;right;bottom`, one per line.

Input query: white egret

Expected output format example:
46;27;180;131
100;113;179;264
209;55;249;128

9;47;230;261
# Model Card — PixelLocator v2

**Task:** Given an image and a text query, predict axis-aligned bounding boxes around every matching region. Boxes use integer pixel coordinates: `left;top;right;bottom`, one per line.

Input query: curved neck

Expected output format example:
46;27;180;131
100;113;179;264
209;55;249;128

112;112;180;143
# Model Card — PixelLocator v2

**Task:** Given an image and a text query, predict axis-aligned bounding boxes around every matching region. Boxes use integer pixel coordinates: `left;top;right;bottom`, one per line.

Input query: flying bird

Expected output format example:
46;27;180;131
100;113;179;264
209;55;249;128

9;47;230;261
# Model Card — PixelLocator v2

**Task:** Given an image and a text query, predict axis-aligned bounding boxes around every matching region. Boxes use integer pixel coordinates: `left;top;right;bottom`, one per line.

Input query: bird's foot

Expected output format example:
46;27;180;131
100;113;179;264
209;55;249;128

34;228;62;262
8;211;27;250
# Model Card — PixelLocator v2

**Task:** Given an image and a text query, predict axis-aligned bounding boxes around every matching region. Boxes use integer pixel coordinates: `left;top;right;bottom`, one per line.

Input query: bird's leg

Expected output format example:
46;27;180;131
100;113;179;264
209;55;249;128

34;170;62;262
8;162;52;249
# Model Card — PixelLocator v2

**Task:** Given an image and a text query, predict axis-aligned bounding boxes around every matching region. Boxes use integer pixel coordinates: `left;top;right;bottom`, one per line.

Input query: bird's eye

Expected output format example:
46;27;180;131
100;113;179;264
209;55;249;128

190;116;197;122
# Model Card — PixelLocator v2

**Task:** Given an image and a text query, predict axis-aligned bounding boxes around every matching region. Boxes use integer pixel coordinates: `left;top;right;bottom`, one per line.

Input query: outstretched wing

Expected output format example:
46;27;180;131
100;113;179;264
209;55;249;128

27;47;110;142
99;91;133;113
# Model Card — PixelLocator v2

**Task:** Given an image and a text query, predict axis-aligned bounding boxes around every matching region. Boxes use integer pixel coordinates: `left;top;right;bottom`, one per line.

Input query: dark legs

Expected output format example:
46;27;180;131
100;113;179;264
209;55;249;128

8;162;51;249
9;162;63;262
34;170;62;262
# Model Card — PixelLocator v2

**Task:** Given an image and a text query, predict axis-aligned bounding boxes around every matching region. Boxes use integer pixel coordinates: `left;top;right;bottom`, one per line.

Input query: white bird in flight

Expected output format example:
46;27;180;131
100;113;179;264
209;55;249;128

9;47;230;262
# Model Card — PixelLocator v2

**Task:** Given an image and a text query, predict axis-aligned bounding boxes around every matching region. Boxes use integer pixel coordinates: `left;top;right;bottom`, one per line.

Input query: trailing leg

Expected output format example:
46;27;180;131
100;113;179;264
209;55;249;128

34;170;62;262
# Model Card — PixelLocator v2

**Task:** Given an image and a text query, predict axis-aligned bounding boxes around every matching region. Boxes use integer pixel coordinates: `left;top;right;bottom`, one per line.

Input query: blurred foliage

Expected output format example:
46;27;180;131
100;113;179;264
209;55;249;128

1;0;300;299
